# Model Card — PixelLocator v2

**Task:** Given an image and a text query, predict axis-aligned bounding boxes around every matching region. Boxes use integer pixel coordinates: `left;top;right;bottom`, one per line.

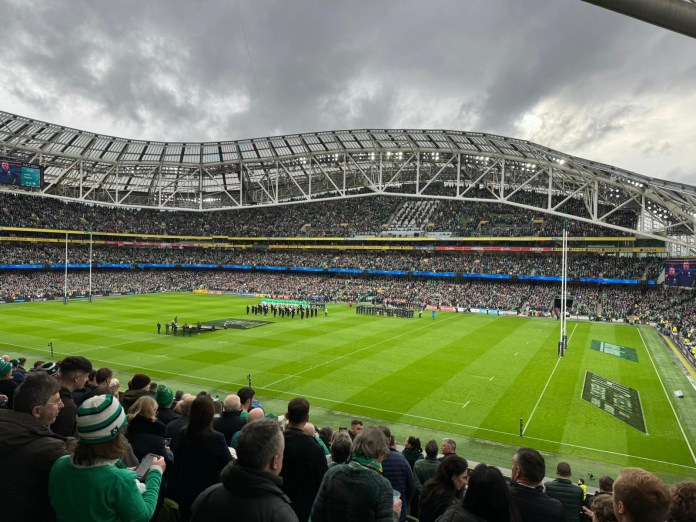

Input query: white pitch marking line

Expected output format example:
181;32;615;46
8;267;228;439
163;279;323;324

259;385;696;471
639;328;696;465
523;321;578;436
443;399;470;408
14;344;695;472
471;375;493;381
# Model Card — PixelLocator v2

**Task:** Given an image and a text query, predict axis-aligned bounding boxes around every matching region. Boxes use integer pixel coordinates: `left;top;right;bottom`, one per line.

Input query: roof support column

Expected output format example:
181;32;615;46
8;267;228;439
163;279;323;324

457;153;461;197
593;178;599;219
198;166;203;210
416;152;420;194
500;159;506;199
379;152;383;189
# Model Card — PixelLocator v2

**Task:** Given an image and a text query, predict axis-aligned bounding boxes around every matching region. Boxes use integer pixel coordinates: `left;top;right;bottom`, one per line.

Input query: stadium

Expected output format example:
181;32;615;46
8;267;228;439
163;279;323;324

2;2;696;520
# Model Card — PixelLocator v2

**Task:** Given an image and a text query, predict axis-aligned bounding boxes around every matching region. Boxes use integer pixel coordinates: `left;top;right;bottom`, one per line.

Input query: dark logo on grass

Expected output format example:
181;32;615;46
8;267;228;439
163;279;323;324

206;318;272;330
590;340;638;362
582;371;646;434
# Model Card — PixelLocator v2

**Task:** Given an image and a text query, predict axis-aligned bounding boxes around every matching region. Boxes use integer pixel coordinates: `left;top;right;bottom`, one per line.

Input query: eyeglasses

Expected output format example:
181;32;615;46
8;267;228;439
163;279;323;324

42;399;63;407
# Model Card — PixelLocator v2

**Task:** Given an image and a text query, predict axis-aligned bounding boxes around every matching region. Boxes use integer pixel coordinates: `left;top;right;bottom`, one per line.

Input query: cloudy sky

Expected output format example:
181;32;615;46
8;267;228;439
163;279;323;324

1;0;694;184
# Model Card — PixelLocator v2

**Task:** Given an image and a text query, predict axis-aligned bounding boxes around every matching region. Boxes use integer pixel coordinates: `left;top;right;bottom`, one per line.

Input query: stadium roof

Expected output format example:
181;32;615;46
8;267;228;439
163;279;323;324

1;110;695;252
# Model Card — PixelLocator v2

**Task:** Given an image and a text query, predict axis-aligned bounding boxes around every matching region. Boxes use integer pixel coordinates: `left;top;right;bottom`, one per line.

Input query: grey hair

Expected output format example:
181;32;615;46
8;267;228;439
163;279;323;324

237;418;283;471
443;438;457;453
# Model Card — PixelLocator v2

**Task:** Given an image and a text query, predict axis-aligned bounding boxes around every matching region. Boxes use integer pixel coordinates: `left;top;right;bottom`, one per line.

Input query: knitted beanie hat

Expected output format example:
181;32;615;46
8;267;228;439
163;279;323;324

130;373;151;390
0;359;12;377
155;384;174;408
77;394;127;444
41;362;60;376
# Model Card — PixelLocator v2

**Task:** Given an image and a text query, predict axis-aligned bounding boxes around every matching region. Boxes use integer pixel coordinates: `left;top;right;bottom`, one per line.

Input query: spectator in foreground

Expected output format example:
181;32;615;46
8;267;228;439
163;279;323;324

379;425;415;522
121;373;151;414
156;384;180;426
669;480;696;522
418;454;469;522
191;418;298;522
588;494;617;522
612;467;670;522
0;372;69;522
349;419;363;440
328;430;352;466
52;355;93;437
509;447;564;522
544;462;584;522
171;393;232;522
311;426;400;522
49;394;165;522
166;393;195;448
440;437;457;460
125;395;171;463
582;475;614;521
413;438;441;518
437;463;522;522
0;358;16;410
213;394;246;444
280;397;328;522
402;436;424;469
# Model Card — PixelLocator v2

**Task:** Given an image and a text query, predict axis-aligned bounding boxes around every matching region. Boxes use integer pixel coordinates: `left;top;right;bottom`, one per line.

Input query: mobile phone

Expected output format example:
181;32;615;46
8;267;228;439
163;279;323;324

135;453;157;481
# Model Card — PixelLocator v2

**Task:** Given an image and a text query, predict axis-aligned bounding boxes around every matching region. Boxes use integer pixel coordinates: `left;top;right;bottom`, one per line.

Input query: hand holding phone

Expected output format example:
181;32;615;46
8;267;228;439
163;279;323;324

134;453;164;481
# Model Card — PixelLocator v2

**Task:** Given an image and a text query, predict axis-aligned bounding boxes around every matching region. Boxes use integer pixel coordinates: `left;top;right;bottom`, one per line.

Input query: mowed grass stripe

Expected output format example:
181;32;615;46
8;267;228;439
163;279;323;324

2;294;695;474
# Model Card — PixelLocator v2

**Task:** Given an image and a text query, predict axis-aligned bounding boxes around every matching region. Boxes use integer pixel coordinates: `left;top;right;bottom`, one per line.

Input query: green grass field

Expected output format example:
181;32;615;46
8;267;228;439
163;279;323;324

2;293;695;484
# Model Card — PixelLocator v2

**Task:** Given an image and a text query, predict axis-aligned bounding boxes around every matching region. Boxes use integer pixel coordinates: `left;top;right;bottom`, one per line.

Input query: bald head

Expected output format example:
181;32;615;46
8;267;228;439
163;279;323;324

176;393;195;416
303;422;316;437
248;407;265;422
224;394;241;412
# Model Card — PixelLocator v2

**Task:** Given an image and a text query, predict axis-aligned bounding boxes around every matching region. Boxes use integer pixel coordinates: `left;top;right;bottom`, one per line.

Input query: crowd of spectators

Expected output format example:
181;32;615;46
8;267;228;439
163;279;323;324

0;353;690;522
0;242;664;280
0;268;668;320
0;186;639;238
427;187;638;238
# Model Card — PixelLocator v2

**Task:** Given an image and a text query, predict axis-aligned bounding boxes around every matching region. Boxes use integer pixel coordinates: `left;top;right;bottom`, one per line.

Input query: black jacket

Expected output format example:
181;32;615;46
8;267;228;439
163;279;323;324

0;409;68;522
213;410;246;445
172;429;233;522
120;387;150;414
126;415;172;463
280;427;328;522
544;478;584;522
191;461;298;522
420;486;461;522
157;406;180;426
435;504;487;522
509;482;564;522
51;386;78;437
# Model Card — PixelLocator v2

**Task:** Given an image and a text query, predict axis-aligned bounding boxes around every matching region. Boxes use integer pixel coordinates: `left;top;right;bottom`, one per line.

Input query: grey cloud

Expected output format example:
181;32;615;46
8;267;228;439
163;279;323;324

0;0;693;184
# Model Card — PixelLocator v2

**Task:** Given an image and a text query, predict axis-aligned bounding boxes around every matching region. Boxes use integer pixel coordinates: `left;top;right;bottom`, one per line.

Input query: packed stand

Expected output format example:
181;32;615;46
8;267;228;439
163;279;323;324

0;187;639;238
0;357;687;522
0;242;663;280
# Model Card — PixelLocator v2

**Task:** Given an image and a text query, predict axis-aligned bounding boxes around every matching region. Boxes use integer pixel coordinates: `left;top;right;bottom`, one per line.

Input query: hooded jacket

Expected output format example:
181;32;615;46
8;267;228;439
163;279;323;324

191;460;298;522
0;409;68;522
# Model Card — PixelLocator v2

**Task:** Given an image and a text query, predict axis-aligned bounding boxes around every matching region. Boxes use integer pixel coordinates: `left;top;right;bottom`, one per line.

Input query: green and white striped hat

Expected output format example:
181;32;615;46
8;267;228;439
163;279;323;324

77;394;127;444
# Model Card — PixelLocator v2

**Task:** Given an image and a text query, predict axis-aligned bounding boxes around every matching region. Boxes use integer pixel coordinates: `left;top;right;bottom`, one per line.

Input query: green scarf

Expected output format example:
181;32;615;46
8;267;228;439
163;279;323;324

350;453;383;474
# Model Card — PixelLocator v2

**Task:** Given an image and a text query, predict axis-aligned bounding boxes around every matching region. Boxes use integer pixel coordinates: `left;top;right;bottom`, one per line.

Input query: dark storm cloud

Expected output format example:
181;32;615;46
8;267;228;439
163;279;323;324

0;0;694;183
